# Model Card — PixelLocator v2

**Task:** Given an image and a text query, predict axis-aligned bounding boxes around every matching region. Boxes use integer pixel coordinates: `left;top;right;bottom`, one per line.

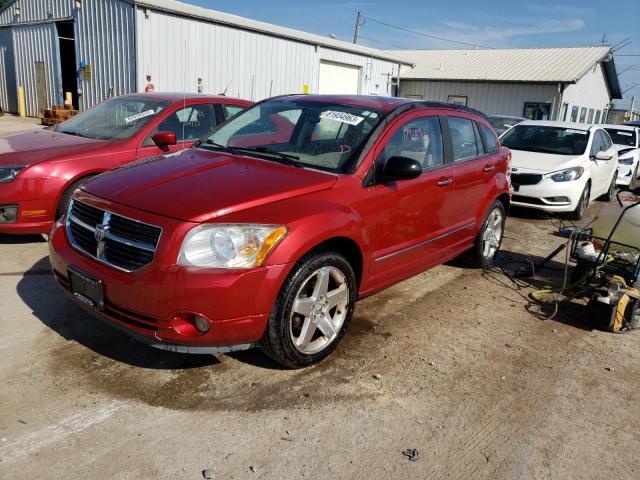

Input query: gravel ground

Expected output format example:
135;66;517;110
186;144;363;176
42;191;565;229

0;117;638;479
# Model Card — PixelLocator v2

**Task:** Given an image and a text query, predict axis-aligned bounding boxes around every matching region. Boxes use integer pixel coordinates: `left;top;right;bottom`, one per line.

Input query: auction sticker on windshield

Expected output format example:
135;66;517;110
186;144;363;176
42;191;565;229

125;109;156;123
566;129;588;135
320;111;364;126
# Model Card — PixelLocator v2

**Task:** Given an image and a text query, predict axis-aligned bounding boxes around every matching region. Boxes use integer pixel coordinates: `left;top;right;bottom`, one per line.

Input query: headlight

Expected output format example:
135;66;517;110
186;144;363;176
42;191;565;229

618;157;634;165
0;166;26;183
549;167;584;182
177;224;287;269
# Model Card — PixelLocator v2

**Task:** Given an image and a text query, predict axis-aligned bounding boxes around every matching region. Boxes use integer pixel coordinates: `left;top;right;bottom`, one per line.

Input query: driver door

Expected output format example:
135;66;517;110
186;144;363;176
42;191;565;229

369;112;457;287
590;129;616;194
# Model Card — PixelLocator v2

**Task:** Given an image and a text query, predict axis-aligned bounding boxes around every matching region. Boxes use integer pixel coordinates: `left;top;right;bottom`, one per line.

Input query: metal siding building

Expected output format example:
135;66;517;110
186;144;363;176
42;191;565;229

391;47;622;122
0;0;409;116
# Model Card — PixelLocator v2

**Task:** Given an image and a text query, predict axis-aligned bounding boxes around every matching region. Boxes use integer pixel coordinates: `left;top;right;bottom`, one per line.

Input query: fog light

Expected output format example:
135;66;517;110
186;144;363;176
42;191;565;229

545;196;570;204
193;314;210;333
0;205;18;223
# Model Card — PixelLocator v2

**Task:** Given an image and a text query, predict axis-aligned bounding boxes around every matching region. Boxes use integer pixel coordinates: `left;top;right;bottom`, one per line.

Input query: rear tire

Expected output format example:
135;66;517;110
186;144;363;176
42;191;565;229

55;176;96;219
260;251;357;368
463;200;506;268
568;182;590;220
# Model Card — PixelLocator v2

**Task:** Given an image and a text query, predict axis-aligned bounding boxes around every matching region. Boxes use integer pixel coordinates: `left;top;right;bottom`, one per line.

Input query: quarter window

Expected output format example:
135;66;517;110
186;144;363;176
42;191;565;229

479;124;498;153
447;116;480;162
381;116;444;170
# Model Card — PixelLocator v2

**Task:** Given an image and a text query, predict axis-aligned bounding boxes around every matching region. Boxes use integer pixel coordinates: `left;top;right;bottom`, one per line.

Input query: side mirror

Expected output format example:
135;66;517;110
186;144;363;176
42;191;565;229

376;156;422;183
151;131;177;150
594;151;613;161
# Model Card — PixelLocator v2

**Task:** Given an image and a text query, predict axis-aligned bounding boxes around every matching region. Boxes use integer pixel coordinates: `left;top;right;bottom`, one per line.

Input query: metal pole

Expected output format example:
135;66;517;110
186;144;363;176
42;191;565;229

353;11;362;44
628;95;636;118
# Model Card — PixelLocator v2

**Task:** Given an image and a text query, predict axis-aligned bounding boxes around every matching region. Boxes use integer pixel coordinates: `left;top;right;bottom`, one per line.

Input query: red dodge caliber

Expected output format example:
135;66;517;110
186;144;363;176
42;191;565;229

0;93;251;235
49;95;511;367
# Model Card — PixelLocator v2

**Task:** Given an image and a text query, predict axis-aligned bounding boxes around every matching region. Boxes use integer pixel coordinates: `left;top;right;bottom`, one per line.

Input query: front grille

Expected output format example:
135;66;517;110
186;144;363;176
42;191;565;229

66;200;162;272
511;173;543;185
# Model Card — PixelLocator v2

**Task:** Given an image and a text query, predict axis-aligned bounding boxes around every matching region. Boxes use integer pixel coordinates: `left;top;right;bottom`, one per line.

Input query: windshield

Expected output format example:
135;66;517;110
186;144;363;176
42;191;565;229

604;128;637;147
56;97;170;140
489;117;523;134
201;99;385;172
501;125;590;156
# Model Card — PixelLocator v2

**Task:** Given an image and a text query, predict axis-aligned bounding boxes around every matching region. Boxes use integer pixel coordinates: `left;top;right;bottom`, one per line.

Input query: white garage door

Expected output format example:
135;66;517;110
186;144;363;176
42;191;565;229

318;61;361;95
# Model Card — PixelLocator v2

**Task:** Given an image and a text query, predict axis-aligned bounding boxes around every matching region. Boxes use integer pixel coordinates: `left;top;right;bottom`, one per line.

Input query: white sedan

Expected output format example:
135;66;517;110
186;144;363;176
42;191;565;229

602;124;639;187
500;121;618;220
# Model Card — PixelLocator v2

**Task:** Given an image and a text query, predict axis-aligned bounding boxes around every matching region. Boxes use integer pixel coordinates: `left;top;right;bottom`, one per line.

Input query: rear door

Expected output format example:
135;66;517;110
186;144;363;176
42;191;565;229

445;115;498;244
370;111;457;285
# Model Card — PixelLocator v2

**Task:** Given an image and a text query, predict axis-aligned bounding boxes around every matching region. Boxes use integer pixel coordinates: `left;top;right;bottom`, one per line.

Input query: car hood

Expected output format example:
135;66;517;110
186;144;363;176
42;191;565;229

510;149;582;173
84;148;338;223
0;129;108;167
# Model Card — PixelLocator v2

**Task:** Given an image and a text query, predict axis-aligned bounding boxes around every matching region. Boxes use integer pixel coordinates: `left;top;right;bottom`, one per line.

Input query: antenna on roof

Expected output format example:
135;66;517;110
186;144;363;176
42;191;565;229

601;34;607;44
219;80;232;96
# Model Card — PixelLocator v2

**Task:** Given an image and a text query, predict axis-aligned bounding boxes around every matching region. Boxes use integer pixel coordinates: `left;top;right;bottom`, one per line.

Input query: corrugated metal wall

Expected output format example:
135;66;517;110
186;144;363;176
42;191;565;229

0;28;18;112
75;0;136;109
0;0;75;24
11;23;61;116
135;7;399;100
398;80;560;117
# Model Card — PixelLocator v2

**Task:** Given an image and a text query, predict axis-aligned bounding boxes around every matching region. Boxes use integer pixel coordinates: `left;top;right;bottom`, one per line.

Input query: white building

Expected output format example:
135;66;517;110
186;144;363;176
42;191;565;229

391;47;622;123
0;0;410;117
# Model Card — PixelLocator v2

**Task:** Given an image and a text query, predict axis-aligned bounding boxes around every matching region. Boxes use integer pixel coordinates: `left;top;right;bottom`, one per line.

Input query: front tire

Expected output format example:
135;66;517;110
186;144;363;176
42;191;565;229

260;251;357;368
464;200;506;268
55;176;96;219
568;182;590;220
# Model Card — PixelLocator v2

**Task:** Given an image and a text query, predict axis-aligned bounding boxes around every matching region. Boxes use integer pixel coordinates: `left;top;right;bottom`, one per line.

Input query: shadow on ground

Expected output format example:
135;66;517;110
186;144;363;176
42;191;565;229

0;233;46;244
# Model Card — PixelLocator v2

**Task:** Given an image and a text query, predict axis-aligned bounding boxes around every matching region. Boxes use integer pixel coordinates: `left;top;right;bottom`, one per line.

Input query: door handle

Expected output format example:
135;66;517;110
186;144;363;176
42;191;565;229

483;164;495;173
436;177;453;186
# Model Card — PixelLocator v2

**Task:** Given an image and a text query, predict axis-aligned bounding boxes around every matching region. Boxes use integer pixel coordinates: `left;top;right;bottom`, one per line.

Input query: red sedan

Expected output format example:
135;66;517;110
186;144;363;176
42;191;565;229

49;95;511;367
0;93;251;235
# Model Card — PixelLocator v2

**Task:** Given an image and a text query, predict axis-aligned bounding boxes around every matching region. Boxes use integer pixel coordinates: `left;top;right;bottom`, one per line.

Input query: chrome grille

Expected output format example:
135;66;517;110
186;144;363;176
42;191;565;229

66;200;162;272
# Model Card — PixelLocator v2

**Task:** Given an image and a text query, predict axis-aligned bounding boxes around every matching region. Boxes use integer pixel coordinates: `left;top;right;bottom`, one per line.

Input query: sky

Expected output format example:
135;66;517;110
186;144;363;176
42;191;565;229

188;0;640;108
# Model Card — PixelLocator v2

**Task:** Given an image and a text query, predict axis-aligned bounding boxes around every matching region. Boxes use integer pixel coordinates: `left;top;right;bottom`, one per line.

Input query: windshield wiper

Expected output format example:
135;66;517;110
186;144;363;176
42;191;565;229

199;139;239;155
228;146;303;167
57;129;91;139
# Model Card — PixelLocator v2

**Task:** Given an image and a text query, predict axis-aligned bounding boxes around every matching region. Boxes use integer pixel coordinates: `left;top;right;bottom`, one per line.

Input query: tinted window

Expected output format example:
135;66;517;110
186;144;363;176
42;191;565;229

380;116;444;170
157;104;217;141
448;116;479;161
604;128;637;146
501;125;590;156
473;123;485;155
590;130;604;156
221;104;245;120
479;124;498;153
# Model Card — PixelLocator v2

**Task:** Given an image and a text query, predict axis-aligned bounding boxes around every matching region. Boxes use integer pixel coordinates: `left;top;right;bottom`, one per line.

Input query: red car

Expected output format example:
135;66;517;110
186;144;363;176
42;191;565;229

0;93;251;235
49;95;511;367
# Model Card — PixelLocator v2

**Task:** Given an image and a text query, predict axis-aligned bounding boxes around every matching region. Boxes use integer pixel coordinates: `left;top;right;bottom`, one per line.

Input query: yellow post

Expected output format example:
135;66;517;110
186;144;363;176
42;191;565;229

64;91;72;107
17;86;26;117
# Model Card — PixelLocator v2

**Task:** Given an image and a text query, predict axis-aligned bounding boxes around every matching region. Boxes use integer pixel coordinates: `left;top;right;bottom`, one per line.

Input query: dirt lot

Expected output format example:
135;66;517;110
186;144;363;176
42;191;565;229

0;117;638;479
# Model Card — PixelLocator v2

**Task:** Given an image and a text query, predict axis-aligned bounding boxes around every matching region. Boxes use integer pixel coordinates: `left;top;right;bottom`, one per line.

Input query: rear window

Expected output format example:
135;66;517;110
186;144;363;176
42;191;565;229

479;124;499;153
501;125;590;156
447;116;480;162
604;128;637;147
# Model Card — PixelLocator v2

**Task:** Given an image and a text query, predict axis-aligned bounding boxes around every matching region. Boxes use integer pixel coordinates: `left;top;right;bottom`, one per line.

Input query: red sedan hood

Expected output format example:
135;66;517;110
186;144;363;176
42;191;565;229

84;149;338;223
0;129;108;166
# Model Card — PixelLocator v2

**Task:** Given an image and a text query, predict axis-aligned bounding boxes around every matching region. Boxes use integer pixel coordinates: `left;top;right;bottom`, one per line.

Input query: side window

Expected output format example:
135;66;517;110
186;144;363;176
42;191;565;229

221;104;245;120
156;104;217;142
380;116;444;170
473;123;485;155
447;116;479;162
602;130;612;150
479;124;499;153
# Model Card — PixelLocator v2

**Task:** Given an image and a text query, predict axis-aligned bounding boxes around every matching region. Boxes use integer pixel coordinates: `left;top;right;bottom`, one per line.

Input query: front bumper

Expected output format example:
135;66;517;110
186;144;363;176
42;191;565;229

0;176;61;235
616;164;637;186
511;174;586;212
48;203;292;353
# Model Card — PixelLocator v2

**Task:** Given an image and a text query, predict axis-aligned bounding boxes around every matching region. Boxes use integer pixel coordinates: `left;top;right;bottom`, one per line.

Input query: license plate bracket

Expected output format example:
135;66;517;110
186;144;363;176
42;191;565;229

68;267;104;310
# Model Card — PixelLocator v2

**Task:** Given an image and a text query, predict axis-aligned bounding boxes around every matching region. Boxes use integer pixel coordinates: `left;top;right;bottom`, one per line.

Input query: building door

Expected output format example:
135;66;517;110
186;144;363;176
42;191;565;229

318;60;360;94
56;21;78;109
34;62;48;115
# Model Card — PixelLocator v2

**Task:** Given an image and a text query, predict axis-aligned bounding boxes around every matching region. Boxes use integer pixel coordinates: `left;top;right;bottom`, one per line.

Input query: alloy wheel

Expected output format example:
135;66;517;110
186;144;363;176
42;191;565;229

289;266;350;355
482;208;504;260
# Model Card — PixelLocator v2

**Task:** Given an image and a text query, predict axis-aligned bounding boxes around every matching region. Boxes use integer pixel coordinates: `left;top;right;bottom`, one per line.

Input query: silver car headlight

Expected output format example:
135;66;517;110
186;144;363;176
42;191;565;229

177;224;288;269
548;167;584;182
0;166;26;183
